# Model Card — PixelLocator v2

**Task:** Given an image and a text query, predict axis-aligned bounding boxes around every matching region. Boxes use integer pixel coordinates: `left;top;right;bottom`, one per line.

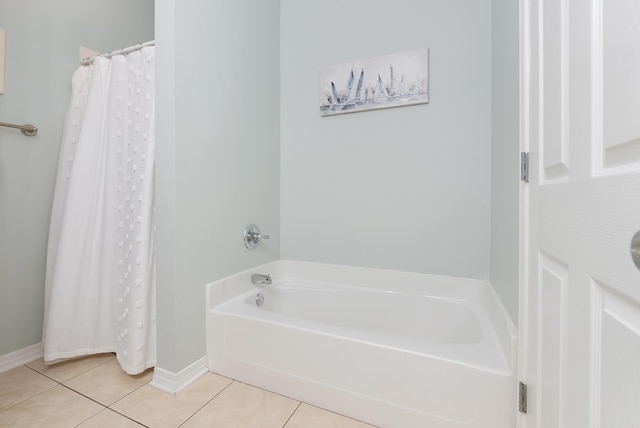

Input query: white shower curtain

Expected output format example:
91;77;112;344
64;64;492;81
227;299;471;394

43;46;156;375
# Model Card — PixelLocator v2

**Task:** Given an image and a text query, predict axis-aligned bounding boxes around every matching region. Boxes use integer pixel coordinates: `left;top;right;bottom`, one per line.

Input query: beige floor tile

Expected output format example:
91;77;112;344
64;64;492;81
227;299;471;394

63;359;153;405
284;403;376;428
0;384;104;427
111;372;232;428
77;408;144;427
0;365;57;411
182;381;299;428
26;353;115;383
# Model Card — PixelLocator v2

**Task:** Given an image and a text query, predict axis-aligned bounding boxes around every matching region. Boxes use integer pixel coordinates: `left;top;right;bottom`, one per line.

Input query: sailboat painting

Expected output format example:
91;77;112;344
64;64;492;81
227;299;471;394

320;48;429;116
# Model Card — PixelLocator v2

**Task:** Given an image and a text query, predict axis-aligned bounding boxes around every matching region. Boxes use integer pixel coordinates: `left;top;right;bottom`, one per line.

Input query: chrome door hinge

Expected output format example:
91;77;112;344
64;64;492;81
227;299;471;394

521;152;529;182
519;381;527;413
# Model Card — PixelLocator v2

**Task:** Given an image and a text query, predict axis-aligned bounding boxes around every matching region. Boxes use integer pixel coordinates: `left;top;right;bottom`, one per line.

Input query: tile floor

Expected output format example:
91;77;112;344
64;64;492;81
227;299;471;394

0;354;375;427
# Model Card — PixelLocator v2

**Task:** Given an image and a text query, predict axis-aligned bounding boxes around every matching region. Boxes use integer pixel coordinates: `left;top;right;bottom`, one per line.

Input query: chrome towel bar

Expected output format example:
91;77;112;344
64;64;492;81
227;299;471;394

0;121;38;136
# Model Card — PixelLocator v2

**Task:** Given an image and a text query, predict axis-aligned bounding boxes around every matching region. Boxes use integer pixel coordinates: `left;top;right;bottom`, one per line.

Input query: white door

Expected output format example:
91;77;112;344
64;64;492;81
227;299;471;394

521;0;640;427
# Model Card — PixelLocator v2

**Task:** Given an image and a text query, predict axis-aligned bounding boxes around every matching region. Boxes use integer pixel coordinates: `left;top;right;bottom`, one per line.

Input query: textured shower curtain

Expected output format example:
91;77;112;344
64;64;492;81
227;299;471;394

43;46;156;375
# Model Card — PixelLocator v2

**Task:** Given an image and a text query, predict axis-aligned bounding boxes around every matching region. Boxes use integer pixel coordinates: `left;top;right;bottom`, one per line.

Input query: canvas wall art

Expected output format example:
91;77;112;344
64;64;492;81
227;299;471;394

320;48;429;116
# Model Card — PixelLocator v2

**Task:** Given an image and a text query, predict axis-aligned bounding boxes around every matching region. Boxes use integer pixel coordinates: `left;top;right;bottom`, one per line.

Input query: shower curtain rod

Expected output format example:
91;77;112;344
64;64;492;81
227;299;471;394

80;40;155;66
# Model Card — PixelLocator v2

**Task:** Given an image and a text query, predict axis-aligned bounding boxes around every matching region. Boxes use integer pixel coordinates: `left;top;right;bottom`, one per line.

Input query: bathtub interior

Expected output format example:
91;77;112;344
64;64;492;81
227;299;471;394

242;281;484;344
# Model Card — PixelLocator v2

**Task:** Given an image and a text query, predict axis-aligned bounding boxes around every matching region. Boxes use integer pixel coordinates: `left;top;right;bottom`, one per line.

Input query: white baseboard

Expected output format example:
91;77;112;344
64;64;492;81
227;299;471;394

149;356;209;395
0;343;43;373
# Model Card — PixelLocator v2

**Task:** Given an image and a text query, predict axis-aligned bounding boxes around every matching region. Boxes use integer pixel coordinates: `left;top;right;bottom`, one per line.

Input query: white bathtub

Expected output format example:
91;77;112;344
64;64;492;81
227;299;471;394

206;260;517;428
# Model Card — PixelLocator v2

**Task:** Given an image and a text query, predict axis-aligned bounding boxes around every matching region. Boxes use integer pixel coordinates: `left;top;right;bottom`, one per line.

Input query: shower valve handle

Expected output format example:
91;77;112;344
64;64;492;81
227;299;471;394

251;232;270;242
244;224;269;250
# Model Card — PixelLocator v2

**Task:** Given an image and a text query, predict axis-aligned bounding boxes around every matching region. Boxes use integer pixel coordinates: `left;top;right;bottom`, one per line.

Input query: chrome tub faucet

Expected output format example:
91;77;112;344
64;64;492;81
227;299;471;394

251;273;272;286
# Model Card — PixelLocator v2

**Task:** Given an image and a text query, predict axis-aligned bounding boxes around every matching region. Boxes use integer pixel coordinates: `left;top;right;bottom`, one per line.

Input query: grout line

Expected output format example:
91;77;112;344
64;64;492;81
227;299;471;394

176;379;236;427
109;373;155;405
72;408;109;428
15;361;151;427
218;377;377;427
59;382;151;427
59;383;108;407
23;363;60;383
56;369;152;421
71;406;149;428
281;401;302;428
230;377;302;403
23;353;116;384
9;366;107;427
0;365;60;412
198;378;304;428
229;378;305;420
105;408;151;428
8;365;376;427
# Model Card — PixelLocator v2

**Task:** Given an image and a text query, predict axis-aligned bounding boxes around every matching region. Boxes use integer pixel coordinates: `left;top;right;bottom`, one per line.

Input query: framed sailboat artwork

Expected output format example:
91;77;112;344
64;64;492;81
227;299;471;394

319;48;429;116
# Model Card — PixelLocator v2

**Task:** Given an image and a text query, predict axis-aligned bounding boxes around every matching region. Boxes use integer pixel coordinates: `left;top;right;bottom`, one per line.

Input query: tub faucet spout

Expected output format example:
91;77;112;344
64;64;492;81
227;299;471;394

251;273;272;286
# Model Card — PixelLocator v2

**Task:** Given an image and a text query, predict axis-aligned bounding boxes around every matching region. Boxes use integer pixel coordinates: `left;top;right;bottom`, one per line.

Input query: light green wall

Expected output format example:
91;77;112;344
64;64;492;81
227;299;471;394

490;0;520;324
2;0;519;369
0;0;154;357
155;0;178;373
280;0;493;279
155;0;280;372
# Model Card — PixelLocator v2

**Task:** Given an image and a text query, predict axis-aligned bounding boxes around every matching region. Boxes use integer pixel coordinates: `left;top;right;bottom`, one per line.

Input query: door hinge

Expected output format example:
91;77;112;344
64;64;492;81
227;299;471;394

519;381;527;413
521;152;529;182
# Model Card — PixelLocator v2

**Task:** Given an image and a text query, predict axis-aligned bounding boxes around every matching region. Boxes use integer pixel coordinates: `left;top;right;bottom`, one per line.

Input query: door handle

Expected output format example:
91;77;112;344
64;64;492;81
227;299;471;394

632;231;640;270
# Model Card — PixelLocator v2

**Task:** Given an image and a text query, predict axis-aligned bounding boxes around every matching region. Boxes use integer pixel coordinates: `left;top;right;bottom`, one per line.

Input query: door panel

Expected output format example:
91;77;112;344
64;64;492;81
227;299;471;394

602;1;640;153
537;252;568;428
593;281;640;427
598;0;640;172
522;0;640;427
541;0;570;182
